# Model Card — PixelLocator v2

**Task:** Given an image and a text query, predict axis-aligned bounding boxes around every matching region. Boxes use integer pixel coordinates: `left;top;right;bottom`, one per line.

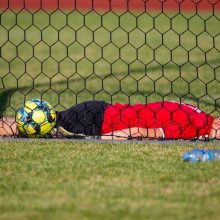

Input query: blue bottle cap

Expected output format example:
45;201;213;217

182;152;190;161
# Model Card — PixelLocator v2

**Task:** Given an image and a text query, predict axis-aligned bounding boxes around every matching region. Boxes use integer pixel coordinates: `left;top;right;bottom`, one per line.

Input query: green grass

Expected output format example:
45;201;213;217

0;10;220;116
1;140;220;220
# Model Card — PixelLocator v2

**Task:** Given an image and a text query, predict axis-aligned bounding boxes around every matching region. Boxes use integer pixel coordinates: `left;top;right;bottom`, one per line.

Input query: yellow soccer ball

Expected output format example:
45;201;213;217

16;99;56;137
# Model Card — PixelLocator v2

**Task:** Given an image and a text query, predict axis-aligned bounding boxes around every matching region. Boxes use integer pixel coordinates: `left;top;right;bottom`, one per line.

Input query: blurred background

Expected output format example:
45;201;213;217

0;0;220;117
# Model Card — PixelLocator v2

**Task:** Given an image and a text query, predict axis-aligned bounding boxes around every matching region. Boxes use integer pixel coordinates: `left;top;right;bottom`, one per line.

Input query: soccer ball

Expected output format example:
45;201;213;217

16;99;56;137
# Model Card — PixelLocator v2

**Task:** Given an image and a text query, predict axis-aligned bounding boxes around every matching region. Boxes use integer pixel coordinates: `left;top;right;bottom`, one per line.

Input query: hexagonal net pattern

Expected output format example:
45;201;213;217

0;0;220;140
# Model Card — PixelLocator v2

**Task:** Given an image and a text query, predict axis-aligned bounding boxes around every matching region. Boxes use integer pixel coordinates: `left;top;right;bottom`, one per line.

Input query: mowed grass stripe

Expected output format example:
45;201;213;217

1;140;220;220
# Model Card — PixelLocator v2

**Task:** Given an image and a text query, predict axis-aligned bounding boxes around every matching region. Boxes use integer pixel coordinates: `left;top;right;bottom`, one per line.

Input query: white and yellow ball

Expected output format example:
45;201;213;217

16;99;56;137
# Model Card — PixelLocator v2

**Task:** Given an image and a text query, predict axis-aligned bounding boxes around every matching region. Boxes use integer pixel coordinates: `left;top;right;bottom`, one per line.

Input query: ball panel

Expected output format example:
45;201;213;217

24;101;38;113
16;111;24;125
32;110;47;124
40;122;54;135
25;123;37;135
17;124;26;134
16;107;28;126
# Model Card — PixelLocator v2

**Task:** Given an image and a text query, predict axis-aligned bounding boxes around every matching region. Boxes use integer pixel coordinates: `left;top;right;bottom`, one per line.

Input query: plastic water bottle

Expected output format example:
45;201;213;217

182;148;220;162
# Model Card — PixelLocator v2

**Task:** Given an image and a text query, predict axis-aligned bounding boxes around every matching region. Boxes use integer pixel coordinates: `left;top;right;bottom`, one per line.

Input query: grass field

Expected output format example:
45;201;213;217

1;8;220;220
1;140;220;220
